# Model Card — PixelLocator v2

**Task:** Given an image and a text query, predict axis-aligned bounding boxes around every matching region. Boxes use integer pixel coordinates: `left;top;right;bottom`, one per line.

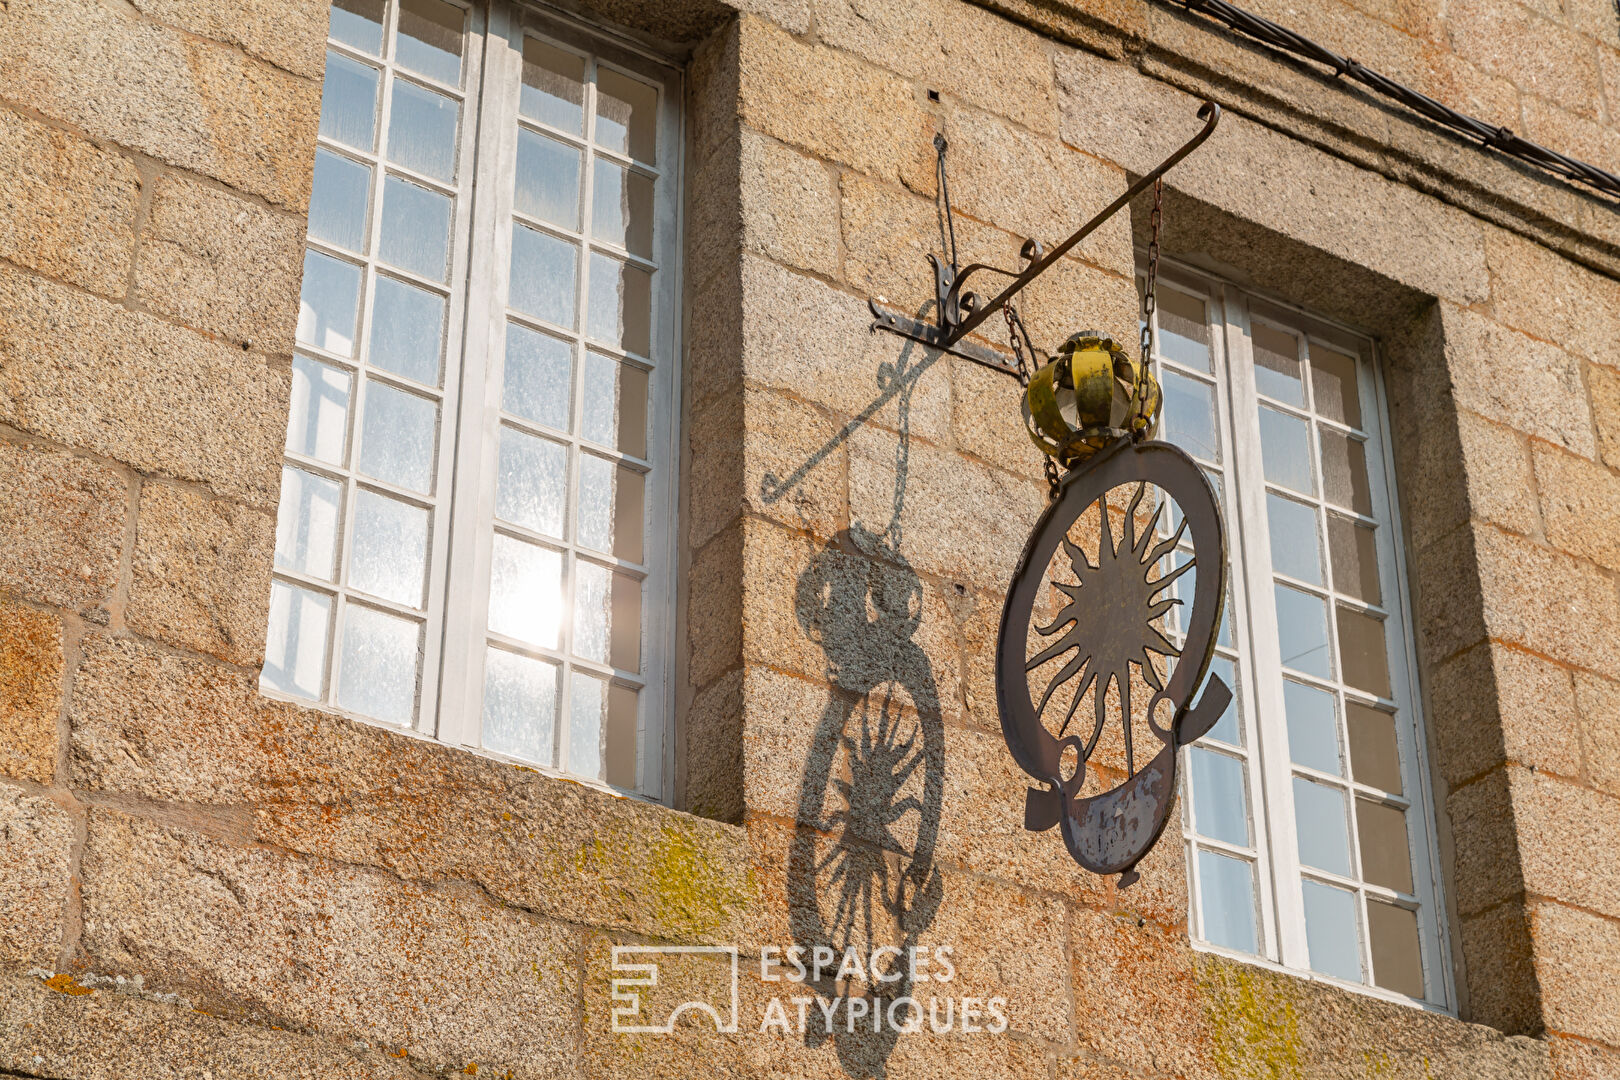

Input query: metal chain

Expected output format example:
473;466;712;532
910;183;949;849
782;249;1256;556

1004;302;1061;500
1140;176;1162;368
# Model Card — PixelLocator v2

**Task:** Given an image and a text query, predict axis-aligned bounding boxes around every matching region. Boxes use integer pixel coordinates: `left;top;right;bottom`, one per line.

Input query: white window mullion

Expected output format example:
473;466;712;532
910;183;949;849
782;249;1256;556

1220;284;1312;971
439;0;520;750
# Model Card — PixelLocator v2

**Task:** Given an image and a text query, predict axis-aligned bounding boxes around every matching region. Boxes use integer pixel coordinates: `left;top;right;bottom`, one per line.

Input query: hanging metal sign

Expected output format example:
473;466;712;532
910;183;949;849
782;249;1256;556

871;100;1230;888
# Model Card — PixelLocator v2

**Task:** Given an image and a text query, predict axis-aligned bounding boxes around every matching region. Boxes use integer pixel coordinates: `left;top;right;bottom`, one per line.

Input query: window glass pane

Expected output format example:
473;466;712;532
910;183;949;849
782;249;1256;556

1357;798;1414;893
1301;879;1362;982
1320;430;1373;515
572;563;642;672
369;276;446;386
488;534;562;648
358;382;437;493
1160;370;1219;463
1258;405;1314;495
1368;901;1424;997
309;149;371;253
337;603;419;724
1274;584;1332;678
1266;492;1321;585
1347;703;1403;794
496;426;567;537
1292;777;1352;876
1252;322;1304;406
503;324;573;430
263;581;331;700
1198;850;1258;954
320;51;379;151
482;647;558;766
387;79;460;183
1190;747;1249;847
348;489;428;608
510;225;578;326
591;161;655;258
287;356;351;465
329;0;386;54
1337;606;1391;698
568;672;607;780
586;252;652;355
1311;343;1362;429
297;250;361;357
1327;514;1381;605
581;352;649;456
1199;655;1240;746
595;68;657;162
577;455;645;563
379;176;452;282
515;129;582;228
1284;679;1340;776
395;0;464;86
1155;288;1210;372
275;466;342;580
605;683;639;791
521;37;585;132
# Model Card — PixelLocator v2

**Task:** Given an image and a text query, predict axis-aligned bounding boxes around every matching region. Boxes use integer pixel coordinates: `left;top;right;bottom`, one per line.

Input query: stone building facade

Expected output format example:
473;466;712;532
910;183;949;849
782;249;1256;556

2;0;1620;1076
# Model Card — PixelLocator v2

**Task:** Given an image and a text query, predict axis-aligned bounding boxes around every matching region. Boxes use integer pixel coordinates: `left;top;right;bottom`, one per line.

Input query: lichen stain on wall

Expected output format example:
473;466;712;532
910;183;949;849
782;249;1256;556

1200;961;1304;1080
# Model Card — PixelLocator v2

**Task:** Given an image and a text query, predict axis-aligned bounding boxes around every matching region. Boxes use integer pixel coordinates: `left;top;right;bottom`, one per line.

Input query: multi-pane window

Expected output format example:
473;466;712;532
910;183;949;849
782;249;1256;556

1147;262;1450;1009
263;0;679;799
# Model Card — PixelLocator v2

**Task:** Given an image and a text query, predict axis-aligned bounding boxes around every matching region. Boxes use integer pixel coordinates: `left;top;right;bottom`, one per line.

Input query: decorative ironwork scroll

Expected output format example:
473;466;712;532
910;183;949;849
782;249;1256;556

995;441;1231;887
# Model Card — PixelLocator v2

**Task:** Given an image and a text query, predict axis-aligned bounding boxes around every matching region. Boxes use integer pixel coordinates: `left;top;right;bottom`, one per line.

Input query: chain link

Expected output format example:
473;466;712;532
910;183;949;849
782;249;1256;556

1004;302;1061;500
1140;176;1162;366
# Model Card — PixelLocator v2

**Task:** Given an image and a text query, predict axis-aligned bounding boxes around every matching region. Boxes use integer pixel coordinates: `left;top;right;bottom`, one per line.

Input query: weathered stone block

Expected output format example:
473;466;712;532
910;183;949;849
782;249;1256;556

1071;912;1213;1078
0;107;139;298
81;808;582;1078
0;264;290;508
1508;767;1620;921
951;357;1049;493
0;601;62;785
1446;768;1523;916
1531;899;1620;1046
740;129;841;278
812;0;1058;135
1534;442;1620;571
1458;900;1542;1037
0;0;321;211
737;15;934;193
0;440;126;612
127;482;275;666
0;784;73;970
1520;95;1620;178
70;636;757;943
1550;1034;1620;1080
944;104;1132;277
0;971;427;1080
739;255;953;443
1487;229;1620;370
1470;525;1620;678
689;523;744;689
129;0;329;79
1425;643;1582;789
1589;361;1620;471
1575;671;1620;798
134;172;306;351
847;422;1045;593
1457;411;1540;537
1447;0;1602;119
687;386;847;550
684;667;744;823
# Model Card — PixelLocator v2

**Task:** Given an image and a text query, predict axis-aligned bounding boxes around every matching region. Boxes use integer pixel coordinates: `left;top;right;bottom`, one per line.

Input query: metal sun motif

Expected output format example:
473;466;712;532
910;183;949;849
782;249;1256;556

1027;485;1188;781
995;440;1231;886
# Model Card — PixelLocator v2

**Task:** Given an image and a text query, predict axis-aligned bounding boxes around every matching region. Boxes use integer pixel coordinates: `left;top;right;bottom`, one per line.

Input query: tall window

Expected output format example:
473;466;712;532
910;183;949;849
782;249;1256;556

263;0;680;799
1147;262;1449;1009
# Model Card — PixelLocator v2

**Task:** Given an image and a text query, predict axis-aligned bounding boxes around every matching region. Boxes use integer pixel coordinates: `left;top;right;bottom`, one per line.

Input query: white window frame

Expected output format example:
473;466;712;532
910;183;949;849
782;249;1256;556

1149;258;1454;1012
266;0;683;804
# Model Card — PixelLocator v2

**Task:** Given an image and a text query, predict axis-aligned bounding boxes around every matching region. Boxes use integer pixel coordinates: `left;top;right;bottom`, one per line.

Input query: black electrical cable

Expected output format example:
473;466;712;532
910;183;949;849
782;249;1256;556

1168;0;1620;203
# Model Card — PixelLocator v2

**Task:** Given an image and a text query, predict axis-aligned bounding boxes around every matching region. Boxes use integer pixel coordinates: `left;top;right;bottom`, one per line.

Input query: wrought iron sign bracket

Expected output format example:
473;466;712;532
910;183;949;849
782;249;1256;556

868;100;1222;374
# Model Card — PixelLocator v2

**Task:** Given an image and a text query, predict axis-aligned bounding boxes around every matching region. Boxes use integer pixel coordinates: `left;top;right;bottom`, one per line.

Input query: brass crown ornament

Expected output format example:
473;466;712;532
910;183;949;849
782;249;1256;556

1021;331;1162;468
